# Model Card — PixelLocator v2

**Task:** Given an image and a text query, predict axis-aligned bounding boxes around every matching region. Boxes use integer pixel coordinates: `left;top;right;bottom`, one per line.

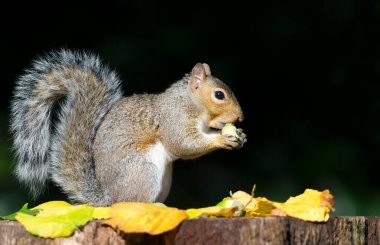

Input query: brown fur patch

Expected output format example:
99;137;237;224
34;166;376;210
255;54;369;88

136;133;159;152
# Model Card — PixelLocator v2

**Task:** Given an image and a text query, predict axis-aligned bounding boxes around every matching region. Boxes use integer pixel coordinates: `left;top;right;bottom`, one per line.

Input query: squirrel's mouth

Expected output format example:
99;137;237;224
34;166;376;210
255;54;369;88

210;121;226;130
209;127;222;135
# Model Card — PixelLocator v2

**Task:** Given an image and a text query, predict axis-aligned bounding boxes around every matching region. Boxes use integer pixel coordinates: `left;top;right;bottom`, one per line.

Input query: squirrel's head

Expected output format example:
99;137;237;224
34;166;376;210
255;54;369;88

189;63;244;130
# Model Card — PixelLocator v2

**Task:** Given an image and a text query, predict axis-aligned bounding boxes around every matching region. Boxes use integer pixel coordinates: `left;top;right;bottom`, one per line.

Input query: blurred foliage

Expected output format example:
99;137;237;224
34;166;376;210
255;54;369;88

1;0;380;216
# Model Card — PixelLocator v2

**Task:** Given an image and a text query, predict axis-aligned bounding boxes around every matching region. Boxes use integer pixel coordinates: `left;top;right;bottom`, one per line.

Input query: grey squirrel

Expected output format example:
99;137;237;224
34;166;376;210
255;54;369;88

10;50;246;206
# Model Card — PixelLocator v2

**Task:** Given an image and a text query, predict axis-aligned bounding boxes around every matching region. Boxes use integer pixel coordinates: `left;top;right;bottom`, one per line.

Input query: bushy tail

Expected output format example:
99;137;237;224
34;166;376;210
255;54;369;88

10;49;123;203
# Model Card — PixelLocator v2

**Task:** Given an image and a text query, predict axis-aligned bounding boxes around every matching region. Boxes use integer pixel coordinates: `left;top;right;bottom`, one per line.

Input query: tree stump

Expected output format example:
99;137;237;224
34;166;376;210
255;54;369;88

1;216;379;244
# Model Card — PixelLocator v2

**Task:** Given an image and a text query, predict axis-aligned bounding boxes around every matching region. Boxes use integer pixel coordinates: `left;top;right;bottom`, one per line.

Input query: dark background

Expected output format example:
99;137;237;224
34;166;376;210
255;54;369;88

1;1;379;215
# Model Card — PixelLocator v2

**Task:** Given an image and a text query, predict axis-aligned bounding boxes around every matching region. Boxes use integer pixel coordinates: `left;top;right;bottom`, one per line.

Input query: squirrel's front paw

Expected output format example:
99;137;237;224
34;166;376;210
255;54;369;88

217;134;243;150
236;128;247;148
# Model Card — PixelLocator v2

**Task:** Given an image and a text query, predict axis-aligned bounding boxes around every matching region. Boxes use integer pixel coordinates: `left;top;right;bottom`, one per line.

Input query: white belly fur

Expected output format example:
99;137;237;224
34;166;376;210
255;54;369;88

146;140;175;202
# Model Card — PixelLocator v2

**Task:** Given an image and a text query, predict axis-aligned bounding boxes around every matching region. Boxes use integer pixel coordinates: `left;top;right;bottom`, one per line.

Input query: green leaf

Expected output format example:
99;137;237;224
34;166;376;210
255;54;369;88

1;203;40;220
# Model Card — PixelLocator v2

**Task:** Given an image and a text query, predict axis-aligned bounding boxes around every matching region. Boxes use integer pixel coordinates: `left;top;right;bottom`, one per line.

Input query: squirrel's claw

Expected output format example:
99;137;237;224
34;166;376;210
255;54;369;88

236;128;247;149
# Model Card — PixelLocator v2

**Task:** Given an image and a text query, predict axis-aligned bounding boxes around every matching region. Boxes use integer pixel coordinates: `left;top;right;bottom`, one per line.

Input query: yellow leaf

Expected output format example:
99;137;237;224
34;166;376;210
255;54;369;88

106;202;188;235
38;204;92;220
186;206;237;219
16;213;77;238
93;207;111;219
246;189;335;222
15;204;93;238
32;201;71;210
246;197;276;217
271;189;334;222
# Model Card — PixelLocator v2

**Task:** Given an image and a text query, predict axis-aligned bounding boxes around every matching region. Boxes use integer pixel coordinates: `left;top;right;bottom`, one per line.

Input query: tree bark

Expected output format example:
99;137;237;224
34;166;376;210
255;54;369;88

1;216;379;245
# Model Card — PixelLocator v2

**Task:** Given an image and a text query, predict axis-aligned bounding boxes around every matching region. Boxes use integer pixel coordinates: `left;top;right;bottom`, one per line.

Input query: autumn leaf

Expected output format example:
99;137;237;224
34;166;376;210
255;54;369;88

247;189;334;222
270;189;334;222
15;203;94;238
106;202;188;235
16;213;79;238
32;201;72;210
186;206;237;218
32;201;76;218
32;201;72;209
246;197;277;217
320;189;335;211
93;207;111;219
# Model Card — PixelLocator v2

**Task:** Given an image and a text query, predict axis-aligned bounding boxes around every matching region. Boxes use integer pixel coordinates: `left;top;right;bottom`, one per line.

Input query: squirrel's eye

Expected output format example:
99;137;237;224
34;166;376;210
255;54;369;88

214;90;225;100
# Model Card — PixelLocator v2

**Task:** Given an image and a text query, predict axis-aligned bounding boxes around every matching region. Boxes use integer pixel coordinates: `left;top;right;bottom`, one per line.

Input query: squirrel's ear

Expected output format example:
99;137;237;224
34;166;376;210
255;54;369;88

191;63;206;90
202;63;211;76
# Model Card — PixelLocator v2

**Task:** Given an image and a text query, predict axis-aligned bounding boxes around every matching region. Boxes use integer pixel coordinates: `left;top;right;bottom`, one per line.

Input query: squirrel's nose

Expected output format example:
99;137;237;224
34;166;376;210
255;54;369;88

237;110;244;122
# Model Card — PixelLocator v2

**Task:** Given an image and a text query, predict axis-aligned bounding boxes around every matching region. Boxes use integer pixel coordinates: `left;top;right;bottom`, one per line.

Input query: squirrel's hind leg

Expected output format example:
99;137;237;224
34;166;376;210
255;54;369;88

104;159;163;203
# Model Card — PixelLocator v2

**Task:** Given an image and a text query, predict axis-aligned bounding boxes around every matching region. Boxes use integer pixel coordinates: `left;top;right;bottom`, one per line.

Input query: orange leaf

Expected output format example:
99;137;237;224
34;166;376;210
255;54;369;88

320;189;335;211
